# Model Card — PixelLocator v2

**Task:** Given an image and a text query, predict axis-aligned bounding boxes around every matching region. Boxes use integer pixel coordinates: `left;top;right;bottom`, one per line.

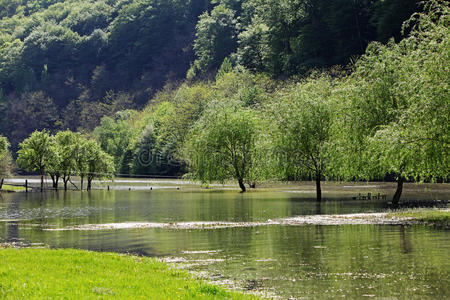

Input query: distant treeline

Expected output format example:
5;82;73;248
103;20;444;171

0;0;423;149
2;1;447;204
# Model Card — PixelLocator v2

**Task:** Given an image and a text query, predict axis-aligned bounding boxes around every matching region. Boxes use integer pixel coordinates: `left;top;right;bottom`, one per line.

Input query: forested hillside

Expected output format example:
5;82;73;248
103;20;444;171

0;0;422;150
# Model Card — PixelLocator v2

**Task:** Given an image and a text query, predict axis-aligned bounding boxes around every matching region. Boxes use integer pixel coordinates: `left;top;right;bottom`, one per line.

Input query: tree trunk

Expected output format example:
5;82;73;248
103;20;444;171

40;175;44;192
50;175;55;189
238;178;246;193
87;178;92;191
0;178;3;190
50;175;59;189
63;177;69;191
80;176;84;191
315;174;322;202
392;176;404;206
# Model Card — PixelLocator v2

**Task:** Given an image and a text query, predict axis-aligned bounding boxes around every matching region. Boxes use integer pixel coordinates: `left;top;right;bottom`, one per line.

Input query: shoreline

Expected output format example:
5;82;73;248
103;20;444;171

2;177;449;196
0;248;256;299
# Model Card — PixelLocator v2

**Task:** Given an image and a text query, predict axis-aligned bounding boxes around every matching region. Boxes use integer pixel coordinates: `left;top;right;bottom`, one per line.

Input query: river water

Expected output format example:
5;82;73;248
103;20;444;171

0;180;449;299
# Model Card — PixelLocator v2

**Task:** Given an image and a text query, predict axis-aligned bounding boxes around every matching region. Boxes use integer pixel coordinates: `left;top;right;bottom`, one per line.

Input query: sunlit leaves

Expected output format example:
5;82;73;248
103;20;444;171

184;100;263;191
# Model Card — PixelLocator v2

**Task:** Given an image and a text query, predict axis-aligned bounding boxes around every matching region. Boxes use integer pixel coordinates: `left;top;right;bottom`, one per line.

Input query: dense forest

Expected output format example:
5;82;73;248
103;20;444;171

0;0;448;202
1;0;422;149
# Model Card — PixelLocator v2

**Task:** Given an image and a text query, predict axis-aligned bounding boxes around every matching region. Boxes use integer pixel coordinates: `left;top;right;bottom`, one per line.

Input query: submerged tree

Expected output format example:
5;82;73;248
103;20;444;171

85;140;115;191
46;136;62;189
55;130;81;190
331;1;449;205
184;100;261;192
271;74;334;201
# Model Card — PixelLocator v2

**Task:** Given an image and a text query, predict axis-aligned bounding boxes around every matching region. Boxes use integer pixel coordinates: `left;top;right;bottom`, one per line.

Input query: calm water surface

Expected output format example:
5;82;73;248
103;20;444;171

0;182;449;299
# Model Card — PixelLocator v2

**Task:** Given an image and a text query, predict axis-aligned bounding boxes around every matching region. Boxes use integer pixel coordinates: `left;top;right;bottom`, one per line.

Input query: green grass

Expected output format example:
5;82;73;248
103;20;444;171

0;184;26;192
388;209;450;228
0;248;257;300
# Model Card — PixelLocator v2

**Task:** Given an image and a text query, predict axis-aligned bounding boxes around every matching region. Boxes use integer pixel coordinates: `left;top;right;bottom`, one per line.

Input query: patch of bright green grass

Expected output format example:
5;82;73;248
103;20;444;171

388;209;450;227
0;184;26;192
0;248;257;299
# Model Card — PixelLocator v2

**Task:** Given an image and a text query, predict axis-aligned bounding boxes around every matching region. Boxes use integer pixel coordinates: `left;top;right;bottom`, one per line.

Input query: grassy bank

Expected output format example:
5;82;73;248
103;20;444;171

388;209;450;228
0;248;256;299
0;184;26;192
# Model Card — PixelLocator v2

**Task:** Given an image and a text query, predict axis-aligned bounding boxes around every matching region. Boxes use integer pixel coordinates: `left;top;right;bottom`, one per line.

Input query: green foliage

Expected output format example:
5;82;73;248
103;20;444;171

2;91;59;146
0;135;9;158
0;184;26;191
388;209;450;227
0;0;211;147
193;4;238;74
0;0;425;150
184;100;263;192
84;139;115;189
131;102;183;176
16;129;57;174
330;1;449;184
120;83;213;177
271;74;334;180
17;129;114;190
54;130;82;188
268;74;335;200
216;57;233;80
93;111;136;172
237;22;269;72
4;0;447;201
0;135;12;176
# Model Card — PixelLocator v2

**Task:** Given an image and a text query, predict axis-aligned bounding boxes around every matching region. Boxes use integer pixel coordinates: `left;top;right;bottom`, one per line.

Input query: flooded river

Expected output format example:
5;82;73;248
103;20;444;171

0;180;449;299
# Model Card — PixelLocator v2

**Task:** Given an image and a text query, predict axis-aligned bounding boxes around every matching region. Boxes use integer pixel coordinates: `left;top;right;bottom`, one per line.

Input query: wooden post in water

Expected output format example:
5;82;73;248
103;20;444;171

25;180;28;193
0;178;3;190
40;175;44;192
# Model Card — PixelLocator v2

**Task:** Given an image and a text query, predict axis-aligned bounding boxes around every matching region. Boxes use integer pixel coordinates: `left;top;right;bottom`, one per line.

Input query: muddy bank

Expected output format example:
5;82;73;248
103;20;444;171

43;211;449;231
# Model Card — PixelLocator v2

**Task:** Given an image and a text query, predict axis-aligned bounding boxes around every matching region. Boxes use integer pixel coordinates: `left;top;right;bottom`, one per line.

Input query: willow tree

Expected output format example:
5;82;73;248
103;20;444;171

331;1;449;205
270;74;334;201
184;100;262;192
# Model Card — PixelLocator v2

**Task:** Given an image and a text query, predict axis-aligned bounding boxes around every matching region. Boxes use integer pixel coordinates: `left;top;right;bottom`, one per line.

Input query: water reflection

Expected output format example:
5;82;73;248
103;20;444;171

399;225;413;254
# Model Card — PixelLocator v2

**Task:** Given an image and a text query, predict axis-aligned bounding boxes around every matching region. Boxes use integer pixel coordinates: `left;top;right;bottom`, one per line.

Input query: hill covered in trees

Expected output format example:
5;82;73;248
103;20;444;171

0;0;423;150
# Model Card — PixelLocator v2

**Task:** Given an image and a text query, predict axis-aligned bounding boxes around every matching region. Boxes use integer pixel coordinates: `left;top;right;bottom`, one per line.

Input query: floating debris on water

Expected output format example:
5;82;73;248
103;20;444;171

182;250;222;254
42;211;446;231
44;221;277;231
